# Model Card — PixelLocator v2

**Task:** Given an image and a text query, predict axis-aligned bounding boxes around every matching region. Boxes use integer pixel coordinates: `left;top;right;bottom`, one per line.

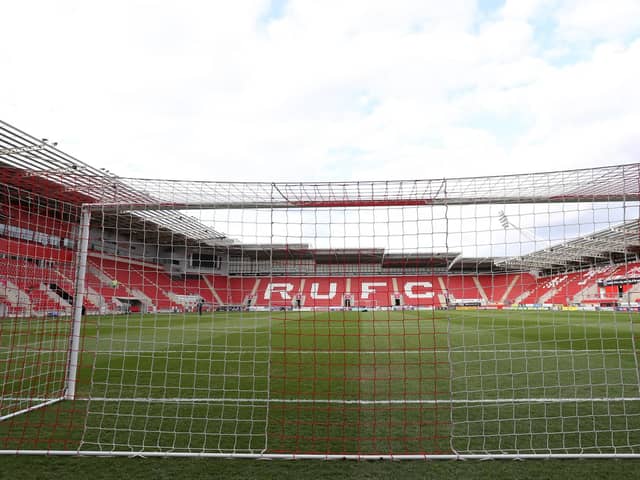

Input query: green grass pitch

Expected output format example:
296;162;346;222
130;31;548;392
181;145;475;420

1;309;640;459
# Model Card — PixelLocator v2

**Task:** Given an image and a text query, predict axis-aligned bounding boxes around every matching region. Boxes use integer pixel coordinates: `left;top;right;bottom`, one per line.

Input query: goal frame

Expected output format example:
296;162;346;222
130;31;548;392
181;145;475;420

2;163;640;459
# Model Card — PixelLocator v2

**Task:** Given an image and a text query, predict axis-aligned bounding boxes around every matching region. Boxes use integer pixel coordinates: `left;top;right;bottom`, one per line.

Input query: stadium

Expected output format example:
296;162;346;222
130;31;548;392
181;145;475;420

1;119;639;459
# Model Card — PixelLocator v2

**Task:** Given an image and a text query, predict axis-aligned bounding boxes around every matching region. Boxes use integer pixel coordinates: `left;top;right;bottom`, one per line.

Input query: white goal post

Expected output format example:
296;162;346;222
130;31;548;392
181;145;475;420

1;163;640;458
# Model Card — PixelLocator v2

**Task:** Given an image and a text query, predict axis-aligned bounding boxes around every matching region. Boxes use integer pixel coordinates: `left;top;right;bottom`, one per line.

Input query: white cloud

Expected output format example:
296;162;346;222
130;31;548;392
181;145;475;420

499;0;552;21
1;0;639;185
555;0;640;41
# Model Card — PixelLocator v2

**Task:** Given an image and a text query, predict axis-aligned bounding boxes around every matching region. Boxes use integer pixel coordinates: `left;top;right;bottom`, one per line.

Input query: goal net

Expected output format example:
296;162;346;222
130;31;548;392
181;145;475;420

0;182;87;448
1;164;640;458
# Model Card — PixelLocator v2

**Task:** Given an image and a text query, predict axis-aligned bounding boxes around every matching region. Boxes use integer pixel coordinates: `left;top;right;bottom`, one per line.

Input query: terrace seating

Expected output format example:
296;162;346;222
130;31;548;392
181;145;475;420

5;227;640;313
0;258;72;314
88;256;180;311
545;270;596;304
223;277;261;306
439;275;482;303
174;275;221;305
477;273;536;304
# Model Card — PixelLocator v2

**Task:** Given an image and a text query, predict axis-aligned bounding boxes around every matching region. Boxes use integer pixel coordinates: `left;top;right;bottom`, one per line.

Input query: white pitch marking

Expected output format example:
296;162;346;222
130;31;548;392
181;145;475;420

4;396;640;405
0;348;634;354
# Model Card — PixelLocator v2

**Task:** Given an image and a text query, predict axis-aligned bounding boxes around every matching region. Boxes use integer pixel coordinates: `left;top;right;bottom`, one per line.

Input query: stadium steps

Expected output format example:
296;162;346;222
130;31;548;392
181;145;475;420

500;274;521;303
513;288;533;305
472;277;488;303
573;282;599;303
87;254;176;309
130;288;153;308
519;274;566;304
87;264;114;285
9;281;32;309
538;286;561;304
298;278;307;307
165;291;190;309
0;279;24;307
624;282;640;302
45;288;70;308
136;270;178;310
28;288;66;313
85;286;105;311
224;277;261;306
250;278;262;304
570;268;605;303
201;275;223;305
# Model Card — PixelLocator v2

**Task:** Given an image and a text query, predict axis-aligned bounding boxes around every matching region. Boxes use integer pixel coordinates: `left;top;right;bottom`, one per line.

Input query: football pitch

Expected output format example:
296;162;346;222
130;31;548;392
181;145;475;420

1;309;640;457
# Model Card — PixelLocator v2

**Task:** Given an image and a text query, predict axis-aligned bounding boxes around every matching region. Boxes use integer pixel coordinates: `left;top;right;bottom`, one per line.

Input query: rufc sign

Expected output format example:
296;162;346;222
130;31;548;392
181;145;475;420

262;279;434;300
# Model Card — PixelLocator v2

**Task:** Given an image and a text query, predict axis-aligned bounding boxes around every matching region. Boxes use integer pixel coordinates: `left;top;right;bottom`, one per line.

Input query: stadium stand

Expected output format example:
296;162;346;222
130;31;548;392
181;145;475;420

6;242;640;315
1;119;640;315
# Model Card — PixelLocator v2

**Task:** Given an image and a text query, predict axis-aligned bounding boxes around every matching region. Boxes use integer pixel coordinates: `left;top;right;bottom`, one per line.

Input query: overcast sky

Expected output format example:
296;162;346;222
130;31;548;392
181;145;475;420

2;0;640;183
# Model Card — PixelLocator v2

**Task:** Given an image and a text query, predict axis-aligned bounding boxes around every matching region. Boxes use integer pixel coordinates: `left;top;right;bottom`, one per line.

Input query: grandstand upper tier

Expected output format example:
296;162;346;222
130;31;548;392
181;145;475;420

0;121;229;245
2;120;640;314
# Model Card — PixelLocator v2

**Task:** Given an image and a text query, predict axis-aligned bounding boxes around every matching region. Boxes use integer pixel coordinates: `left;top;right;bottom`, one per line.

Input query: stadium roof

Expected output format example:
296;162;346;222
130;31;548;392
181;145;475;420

494;219;640;271
0;120;229;245
222;246;496;271
3;120;640;273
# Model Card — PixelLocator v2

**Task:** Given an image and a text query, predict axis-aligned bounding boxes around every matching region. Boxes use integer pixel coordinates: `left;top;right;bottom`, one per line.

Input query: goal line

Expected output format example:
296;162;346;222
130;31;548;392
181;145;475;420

2;348;633;354
4;396;640;405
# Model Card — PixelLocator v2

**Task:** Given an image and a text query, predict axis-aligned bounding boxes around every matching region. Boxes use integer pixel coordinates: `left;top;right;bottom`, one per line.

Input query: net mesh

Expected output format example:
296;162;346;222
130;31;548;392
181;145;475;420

1;165;640;456
0;183;88;450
